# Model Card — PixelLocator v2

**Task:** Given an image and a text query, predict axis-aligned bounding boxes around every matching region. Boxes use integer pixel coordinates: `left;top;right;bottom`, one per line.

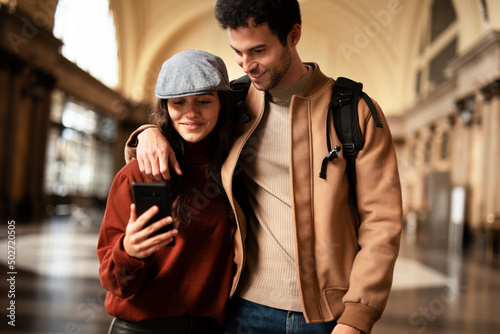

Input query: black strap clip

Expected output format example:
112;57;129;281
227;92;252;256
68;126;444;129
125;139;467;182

319;145;342;179
326;145;341;161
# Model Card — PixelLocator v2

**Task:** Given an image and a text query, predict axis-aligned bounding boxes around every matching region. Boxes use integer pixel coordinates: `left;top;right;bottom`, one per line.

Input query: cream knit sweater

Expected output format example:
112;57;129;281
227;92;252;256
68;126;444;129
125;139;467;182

236;67;313;311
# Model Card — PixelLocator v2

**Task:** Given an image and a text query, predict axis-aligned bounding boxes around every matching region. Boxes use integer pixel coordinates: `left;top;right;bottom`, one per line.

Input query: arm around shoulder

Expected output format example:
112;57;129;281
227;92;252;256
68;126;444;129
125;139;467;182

124;124;181;181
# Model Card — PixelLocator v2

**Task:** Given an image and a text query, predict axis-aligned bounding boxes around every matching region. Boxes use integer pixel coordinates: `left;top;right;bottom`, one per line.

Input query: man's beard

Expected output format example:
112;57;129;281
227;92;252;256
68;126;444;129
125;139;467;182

252;47;292;91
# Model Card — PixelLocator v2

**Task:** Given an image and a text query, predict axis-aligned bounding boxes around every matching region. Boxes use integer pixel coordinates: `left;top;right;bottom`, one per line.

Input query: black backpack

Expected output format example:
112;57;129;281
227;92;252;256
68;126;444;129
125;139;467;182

230;75;383;198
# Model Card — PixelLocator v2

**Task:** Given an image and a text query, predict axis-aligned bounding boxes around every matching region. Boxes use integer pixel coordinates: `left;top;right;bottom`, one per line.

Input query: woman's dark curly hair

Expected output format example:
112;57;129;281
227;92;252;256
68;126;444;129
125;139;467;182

149;91;235;227
215;0;301;46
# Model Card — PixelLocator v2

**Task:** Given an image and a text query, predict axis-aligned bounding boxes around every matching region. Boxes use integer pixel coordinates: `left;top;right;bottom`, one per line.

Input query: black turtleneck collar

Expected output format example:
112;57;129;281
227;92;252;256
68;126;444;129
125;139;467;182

182;138;210;166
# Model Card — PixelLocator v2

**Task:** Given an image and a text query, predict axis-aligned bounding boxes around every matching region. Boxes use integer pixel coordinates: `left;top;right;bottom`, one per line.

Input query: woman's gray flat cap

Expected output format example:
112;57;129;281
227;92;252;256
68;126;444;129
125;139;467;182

155;49;231;99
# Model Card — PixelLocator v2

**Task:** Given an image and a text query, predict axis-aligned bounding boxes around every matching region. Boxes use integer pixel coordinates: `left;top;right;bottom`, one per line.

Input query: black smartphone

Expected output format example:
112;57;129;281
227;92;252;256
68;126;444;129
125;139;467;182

132;182;175;245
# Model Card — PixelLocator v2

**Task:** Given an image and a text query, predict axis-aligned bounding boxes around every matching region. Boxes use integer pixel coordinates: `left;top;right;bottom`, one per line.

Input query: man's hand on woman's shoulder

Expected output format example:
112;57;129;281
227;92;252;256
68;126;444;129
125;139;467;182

136;127;182;181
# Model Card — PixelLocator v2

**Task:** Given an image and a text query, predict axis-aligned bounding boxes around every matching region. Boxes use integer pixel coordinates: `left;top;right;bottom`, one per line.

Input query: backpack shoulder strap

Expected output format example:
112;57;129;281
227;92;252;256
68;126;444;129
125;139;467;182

319;77;359;181
361;92;383;129
319;77;383;199
230;75;252;123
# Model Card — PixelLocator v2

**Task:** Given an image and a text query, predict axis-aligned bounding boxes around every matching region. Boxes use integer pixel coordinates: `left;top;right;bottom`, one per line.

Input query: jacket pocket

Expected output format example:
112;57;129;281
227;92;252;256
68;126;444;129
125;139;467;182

323;287;348;319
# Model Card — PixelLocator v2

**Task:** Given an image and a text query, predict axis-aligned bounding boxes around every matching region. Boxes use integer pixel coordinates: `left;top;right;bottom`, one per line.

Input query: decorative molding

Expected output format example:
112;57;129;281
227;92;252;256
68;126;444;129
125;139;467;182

0;5;145;124
455;94;476;127
448;30;500;73
480;79;500;101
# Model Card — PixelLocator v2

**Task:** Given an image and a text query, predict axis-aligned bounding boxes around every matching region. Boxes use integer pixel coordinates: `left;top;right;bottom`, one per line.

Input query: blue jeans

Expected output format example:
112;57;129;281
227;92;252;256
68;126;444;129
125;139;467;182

224;297;337;334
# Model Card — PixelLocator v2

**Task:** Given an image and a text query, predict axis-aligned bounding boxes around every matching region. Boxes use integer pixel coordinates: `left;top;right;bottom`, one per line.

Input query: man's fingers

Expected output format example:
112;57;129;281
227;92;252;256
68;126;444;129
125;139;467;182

157;156;171;181
137;147;169;181
136;127;182;181
138;155;153;179
168;151;183;176
151;156;169;181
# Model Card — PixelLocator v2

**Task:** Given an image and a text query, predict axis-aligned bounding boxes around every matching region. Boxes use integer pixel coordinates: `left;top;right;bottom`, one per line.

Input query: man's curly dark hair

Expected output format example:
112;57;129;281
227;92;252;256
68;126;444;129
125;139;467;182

215;0;301;46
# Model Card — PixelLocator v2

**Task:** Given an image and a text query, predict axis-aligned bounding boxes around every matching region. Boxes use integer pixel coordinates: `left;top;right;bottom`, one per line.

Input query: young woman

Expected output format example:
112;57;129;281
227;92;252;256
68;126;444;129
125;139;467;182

97;49;236;334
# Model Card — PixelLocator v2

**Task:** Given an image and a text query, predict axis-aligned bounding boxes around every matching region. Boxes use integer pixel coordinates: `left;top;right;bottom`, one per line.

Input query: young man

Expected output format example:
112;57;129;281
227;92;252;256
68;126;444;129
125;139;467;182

125;1;402;333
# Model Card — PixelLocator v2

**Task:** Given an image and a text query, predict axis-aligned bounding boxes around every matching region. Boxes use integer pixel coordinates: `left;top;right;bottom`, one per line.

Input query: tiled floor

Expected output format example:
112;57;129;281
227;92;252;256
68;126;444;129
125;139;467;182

1;208;499;333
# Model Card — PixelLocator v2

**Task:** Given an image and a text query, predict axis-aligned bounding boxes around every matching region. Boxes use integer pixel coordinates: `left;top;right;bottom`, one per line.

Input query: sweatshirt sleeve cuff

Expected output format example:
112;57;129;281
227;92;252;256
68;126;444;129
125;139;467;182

111;234;152;272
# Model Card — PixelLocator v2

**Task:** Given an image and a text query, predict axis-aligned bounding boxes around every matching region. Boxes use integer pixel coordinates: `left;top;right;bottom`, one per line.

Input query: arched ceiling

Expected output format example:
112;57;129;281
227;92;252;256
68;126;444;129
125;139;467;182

109;0;499;116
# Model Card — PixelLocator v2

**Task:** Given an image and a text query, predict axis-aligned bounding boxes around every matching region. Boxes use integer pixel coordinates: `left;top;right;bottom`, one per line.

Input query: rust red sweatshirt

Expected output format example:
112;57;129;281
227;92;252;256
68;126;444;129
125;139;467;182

97;143;234;326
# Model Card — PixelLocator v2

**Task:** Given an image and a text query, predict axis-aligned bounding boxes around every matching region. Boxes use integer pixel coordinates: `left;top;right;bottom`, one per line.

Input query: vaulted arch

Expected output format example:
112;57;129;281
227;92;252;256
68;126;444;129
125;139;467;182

106;0;495;116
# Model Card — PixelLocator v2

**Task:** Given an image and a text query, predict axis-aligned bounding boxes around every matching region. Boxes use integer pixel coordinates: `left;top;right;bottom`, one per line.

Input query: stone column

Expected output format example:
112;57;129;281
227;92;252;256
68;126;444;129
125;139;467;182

454;94;482;228
481;80;500;221
0;5;57;220
0;49;55;220
0;52;26;218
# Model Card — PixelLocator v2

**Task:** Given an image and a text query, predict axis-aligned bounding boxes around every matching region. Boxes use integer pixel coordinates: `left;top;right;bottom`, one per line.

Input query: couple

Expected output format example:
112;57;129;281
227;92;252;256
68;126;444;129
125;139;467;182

97;1;403;334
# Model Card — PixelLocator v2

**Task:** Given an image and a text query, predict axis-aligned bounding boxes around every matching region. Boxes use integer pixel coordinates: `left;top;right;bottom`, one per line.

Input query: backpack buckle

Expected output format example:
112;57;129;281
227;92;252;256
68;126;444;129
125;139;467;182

343;143;356;156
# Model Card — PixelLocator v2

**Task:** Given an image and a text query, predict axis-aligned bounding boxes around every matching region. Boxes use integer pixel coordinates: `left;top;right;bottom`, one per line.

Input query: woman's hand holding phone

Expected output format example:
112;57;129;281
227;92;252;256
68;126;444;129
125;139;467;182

123;204;178;259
